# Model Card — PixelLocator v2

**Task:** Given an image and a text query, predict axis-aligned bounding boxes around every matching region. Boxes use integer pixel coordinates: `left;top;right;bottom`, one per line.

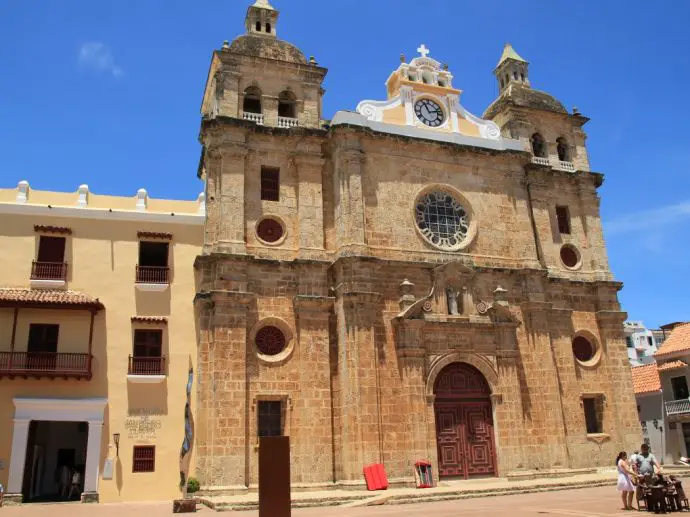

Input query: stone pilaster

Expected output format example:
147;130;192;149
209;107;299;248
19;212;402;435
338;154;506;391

216;144;248;255
333;288;382;484
393;319;430;474
334;147;367;255
520;301;569;469
263;96;279;127
292;295;335;484
195;290;255;490
294;154;326;253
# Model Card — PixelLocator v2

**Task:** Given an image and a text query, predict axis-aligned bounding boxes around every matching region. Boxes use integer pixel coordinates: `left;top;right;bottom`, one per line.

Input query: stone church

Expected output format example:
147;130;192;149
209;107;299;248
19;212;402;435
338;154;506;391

193;0;640;491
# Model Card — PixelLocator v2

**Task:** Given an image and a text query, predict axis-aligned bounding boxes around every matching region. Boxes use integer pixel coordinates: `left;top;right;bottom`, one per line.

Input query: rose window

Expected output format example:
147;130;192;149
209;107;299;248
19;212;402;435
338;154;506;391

415;191;470;250
255;326;286;356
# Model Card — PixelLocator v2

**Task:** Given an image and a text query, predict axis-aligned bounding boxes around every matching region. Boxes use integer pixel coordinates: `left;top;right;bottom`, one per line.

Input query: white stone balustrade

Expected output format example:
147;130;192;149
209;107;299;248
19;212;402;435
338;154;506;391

557;161;576;172
243;112;264;125
531;156;550;166
278;116;299;129
666;398;690;416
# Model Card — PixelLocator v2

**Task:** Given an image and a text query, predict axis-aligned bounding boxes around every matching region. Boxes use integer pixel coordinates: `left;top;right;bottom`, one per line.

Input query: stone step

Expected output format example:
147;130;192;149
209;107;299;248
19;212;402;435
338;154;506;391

205;493;370;512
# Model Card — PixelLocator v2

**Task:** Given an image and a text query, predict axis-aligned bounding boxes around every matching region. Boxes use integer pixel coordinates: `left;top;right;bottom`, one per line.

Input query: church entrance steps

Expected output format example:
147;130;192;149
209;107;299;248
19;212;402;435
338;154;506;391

199;466;690;512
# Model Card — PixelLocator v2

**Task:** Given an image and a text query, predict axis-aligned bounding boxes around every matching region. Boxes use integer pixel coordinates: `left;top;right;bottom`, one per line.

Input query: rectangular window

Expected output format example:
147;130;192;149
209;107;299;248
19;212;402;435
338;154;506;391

261;167;280;202
138;241;169;267
133;329;163;358
625;336;634;348
583;397;602;434
671;376;690;400
132;446;155;473
258;401;283;438
556;206;571;234
647;336;654;348
37;236;66;263
27;324;59;353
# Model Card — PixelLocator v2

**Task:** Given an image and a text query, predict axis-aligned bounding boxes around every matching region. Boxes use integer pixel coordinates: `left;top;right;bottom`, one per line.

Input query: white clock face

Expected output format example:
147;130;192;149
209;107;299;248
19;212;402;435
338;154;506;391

414;99;444;127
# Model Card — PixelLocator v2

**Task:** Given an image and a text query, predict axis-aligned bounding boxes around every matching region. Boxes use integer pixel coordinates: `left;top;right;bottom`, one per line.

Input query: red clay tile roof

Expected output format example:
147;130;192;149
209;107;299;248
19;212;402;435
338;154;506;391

0;288;103;310
658;360;688;372
655;323;690;358
131;316;168;324
631;363;661;395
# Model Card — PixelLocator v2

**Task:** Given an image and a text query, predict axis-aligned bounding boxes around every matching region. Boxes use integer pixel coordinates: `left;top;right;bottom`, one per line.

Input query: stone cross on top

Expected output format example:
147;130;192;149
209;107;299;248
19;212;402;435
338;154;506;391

417;44;430;58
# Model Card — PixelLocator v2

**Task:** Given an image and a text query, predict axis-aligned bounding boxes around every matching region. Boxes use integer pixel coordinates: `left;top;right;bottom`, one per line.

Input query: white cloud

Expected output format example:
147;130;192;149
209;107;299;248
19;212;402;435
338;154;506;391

78;42;124;78
605;200;690;236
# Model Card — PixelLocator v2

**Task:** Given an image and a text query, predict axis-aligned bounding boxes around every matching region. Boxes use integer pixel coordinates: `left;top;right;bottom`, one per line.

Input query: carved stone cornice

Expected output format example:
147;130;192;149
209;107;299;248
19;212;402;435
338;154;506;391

291;153;326;169
339;291;382;307
520;301;553;312
595;310;627;327
197;289;256;308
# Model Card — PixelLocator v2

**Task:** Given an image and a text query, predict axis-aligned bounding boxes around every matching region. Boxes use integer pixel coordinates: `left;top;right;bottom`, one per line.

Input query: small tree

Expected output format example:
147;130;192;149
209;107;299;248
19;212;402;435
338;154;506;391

187;477;200;494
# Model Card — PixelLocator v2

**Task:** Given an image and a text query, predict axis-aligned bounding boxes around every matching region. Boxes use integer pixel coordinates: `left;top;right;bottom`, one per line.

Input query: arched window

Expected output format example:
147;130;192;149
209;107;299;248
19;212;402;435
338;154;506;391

266;22;271;34
278;90;297;119
243;86;262;114
531;133;547;158
255;21;261;32
557;137;570;162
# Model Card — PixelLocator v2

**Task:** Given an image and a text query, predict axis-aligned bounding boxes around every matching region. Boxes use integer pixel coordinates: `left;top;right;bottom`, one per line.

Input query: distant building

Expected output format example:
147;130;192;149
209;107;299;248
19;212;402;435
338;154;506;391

630;363;665;462
625;321;660;366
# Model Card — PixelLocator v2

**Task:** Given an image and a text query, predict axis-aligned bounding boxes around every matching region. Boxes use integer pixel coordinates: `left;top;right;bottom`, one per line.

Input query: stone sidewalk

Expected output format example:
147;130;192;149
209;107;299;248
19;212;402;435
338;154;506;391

199;466;690;511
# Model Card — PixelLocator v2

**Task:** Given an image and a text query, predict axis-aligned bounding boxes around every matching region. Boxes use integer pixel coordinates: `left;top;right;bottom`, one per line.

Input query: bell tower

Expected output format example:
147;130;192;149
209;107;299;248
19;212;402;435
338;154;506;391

494;43;530;93
245;0;279;37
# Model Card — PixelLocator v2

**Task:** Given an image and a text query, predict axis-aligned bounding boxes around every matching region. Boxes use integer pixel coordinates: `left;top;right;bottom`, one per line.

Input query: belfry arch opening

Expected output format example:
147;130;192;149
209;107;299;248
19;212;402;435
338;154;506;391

243;86;263;114
433;362;497;479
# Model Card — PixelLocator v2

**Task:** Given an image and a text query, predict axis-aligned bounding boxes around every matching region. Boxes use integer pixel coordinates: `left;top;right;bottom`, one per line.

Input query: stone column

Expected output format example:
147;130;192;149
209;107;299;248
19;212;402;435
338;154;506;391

7;418;30;495
334;147;367;255
333;290;382;484
294;154;325;254
82;420;104;499
217;144;248;255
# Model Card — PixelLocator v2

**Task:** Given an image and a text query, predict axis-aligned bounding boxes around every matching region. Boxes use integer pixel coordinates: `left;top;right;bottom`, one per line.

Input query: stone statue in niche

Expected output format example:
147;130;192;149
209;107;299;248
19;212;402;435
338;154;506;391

446;287;462;315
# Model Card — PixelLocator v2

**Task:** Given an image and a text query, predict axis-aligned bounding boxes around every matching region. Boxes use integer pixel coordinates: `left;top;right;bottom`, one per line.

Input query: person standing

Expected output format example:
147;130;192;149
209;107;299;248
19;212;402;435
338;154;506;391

635;443;662;476
617;451;638;510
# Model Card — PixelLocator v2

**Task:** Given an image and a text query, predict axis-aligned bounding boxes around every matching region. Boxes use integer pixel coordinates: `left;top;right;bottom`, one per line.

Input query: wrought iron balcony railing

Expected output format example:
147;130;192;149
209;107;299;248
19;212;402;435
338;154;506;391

128;356;166;376
30;261;68;281
135;265;170;284
666;398;690;416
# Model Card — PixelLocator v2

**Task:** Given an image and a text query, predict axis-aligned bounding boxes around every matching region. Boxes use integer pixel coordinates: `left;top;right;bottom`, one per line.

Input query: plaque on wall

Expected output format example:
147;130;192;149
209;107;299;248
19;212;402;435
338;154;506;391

103;458;114;480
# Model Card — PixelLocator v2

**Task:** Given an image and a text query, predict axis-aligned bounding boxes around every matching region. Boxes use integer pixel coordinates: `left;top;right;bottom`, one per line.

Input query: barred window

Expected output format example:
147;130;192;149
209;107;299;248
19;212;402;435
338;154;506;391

258;401;283;437
132;445;156;473
261;167;280;201
556;206;571;234
415;191;470;250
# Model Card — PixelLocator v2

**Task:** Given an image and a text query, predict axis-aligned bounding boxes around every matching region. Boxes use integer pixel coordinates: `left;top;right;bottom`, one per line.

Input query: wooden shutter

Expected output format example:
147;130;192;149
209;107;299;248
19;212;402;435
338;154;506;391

37;236;66;262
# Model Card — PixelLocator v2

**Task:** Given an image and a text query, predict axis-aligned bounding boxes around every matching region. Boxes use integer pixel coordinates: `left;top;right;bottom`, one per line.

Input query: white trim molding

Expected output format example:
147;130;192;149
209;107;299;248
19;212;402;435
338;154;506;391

8;398;107;498
127;374;166;384
30;279;67;290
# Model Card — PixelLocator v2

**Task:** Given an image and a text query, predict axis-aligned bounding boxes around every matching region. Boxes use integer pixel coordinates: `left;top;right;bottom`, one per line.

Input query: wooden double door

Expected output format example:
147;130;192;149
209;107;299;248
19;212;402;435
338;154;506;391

434;363;497;479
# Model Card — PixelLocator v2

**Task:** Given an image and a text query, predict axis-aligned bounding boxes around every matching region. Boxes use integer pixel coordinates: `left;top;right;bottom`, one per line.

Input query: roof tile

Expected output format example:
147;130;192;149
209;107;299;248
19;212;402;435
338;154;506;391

655;323;690;357
658;360;688;372
631;363;661;395
0;288;103;310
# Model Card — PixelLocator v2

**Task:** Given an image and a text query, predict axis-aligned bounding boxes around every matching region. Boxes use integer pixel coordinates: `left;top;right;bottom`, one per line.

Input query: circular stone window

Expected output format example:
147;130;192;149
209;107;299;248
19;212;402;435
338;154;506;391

560;244;581;269
415;191;471;250
255;326;286;356
572;335;595;363
256;217;285;244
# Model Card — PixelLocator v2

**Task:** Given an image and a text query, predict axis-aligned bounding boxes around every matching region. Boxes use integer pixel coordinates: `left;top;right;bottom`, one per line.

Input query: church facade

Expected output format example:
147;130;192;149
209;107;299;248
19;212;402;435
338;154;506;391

194;0;640;491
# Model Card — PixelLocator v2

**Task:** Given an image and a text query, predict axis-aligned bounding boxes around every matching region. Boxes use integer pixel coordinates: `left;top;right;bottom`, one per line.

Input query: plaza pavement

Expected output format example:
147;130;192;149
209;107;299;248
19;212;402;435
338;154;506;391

0;483;657;516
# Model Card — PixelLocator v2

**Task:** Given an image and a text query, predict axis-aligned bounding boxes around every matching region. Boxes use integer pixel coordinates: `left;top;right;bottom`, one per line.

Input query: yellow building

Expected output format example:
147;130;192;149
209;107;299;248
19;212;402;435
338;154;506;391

0;181;204;503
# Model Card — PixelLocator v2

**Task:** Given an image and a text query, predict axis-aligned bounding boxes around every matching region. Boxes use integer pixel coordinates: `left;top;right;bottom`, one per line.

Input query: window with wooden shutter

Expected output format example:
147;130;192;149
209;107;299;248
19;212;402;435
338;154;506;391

260;167;280;201
132;446;156;473
133;329;162;358
37;236;66;262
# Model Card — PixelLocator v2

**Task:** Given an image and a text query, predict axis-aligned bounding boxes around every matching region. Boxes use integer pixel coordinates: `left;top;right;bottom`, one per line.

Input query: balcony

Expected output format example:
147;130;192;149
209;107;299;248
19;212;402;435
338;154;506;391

243;112;264;125
666;398;690;417
135;265;170;291
278;116;299;129
30;261;68;288
531;156;551;166
127;356;166;383
556;161;576;173
0;352;91;380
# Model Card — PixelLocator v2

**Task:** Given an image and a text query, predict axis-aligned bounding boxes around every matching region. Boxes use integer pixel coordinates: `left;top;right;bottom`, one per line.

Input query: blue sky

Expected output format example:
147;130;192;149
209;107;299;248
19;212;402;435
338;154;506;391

1;1;688;328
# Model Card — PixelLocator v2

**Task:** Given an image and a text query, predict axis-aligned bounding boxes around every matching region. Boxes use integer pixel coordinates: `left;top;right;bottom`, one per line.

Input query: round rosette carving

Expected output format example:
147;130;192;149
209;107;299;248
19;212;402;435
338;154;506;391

476;301;489;314
422;300;433;312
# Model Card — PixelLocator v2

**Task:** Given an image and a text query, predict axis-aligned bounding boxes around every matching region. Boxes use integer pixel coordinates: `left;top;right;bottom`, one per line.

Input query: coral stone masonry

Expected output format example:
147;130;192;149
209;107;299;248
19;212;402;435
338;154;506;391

193;0;639;494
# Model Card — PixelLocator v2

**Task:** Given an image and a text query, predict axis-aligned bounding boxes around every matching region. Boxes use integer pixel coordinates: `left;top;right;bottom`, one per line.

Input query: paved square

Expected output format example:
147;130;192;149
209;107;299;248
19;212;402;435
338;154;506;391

0;484;647;517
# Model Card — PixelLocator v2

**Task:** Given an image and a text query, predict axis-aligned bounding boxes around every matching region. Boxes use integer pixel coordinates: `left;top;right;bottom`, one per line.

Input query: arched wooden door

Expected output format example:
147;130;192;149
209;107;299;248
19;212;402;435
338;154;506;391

434;362;497;479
